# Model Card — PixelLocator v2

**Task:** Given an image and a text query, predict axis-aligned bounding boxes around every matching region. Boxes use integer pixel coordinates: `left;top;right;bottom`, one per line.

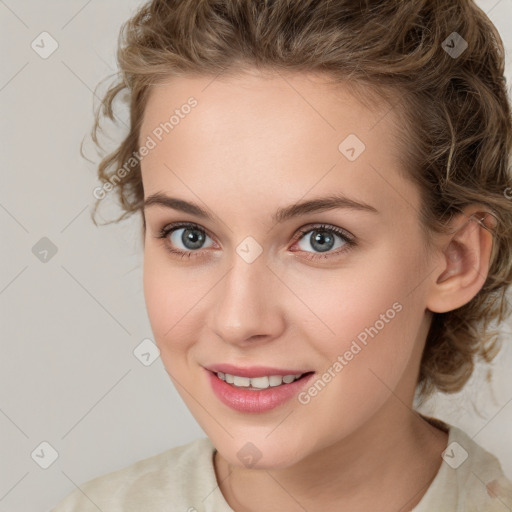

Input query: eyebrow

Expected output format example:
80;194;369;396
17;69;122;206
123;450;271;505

143;192;379;223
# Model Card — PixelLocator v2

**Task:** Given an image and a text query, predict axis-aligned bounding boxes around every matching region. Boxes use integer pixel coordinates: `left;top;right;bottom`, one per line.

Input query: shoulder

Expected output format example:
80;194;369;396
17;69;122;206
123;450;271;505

415;417;512;512
450;425;512;511
50;437;218;512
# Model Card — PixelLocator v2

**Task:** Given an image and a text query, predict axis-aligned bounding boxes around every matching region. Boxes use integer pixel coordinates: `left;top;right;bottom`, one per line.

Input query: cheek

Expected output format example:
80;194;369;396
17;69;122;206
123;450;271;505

143;250;188;351
142;249;215;364
291;260;412;349
296;249;427;391
143;253;169;335
297;293;420;437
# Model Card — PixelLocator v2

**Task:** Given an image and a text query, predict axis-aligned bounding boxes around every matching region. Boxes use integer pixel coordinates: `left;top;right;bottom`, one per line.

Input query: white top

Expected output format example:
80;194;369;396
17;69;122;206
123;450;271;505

51;417;512;512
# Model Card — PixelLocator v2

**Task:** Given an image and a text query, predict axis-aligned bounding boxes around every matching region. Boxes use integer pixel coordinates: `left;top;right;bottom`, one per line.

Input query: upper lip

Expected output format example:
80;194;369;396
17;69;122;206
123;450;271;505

205;364;314;378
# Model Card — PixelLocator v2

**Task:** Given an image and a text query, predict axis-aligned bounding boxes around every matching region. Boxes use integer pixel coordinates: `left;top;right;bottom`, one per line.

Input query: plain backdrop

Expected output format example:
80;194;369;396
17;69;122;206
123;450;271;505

0;1;511;511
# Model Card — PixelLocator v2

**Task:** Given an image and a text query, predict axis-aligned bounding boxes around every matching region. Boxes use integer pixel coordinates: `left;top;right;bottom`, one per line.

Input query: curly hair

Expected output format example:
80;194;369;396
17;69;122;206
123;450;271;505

87;0;512;401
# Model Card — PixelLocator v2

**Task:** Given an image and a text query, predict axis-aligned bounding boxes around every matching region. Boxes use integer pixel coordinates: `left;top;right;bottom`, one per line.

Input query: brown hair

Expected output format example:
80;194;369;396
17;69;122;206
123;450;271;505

87;0;512;401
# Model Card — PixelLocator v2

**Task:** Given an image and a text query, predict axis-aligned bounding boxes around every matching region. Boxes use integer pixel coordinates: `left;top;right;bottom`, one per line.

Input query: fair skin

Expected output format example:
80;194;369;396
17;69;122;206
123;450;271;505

139;70;494;511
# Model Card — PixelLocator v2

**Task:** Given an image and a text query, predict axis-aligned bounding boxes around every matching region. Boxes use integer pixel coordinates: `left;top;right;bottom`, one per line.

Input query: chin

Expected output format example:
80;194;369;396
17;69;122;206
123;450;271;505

214;435;310;471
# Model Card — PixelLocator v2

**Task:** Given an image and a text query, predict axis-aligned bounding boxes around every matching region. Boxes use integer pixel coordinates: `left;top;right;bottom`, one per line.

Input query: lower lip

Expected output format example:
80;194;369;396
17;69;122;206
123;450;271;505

207;370;315;413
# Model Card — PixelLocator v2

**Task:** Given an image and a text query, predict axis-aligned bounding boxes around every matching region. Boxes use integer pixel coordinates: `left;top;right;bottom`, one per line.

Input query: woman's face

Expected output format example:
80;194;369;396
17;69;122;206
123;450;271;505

140;71;438;469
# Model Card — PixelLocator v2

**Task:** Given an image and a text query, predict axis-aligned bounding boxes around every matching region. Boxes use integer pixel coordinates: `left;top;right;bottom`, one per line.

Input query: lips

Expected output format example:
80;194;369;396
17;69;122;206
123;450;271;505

205;365;316;413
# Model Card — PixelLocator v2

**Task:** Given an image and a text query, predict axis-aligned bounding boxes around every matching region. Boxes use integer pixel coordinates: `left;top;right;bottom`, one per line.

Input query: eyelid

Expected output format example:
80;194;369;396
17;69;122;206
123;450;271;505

293;223;354;243
289;223;356;260
157;221;217;249
156;221;354;242
155;221;356;259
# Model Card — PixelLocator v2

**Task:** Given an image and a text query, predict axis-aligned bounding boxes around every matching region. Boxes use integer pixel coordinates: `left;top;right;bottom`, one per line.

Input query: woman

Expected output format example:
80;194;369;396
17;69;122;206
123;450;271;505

53;0;512;510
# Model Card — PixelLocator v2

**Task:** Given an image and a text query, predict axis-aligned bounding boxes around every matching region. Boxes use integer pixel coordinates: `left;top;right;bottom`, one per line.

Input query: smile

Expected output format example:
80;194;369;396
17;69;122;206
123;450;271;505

206;368;316;413
216;372;305;389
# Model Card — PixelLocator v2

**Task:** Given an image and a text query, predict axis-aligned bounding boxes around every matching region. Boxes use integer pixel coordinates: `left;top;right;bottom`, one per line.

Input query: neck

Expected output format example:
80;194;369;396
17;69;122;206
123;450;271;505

214;401;448;512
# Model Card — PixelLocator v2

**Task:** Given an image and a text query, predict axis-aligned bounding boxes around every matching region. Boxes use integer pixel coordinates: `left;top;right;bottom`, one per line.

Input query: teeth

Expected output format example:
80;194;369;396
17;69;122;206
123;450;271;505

233;376;251;387
216;372;305;389
269;375;283;387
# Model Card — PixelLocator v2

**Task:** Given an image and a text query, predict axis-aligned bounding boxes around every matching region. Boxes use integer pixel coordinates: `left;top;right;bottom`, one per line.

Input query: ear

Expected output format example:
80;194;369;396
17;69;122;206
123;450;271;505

425;206;496;314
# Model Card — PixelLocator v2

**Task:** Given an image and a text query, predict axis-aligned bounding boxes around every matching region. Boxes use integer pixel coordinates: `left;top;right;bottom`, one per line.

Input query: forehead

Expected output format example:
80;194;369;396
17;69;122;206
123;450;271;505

141;71;394;149
139;71;419;224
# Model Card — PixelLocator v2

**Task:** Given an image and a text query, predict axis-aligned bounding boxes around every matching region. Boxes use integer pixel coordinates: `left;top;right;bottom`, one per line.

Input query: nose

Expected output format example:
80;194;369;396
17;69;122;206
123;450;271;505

207;253;286;347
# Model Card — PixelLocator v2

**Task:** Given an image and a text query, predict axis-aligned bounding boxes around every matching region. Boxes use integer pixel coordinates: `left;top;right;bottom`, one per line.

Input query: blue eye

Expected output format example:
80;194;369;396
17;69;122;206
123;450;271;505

293;224;356;260
156;222;356;260
157;222;214;259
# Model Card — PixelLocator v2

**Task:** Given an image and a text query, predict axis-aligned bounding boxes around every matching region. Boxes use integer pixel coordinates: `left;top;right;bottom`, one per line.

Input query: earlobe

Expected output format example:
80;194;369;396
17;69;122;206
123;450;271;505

426;209;495;314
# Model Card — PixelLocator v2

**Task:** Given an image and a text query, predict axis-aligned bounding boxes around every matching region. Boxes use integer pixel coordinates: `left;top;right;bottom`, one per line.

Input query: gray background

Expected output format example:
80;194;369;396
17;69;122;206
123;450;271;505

0;1;511;511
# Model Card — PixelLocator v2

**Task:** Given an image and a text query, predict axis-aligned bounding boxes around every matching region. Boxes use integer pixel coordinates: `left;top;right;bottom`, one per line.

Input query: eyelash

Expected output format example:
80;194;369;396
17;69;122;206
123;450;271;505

155;222;356;261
